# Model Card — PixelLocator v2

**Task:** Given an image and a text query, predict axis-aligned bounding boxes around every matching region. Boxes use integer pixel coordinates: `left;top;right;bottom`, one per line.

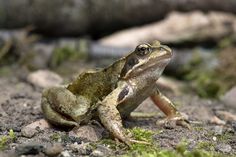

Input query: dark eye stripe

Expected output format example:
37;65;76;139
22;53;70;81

120;57;139;77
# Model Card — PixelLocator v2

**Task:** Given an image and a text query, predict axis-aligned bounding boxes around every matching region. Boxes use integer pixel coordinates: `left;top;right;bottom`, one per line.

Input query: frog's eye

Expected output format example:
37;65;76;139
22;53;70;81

135;44;151;56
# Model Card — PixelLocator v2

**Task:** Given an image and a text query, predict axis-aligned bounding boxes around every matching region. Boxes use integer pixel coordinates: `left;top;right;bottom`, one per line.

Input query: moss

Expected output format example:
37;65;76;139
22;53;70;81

50;46;77;68
180;47;236;98
196;141;215;151
99;139;126;150
193;126;204;132
0;66;12;77
123;140;230;157
216;132;233;142
96;128;233;157
130;127;154;143
49;133;61;142
0;129;16;150
50;45;87;69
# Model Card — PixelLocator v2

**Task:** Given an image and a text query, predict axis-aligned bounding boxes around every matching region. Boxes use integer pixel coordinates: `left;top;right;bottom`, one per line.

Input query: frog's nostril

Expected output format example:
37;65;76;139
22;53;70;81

160;46;172;57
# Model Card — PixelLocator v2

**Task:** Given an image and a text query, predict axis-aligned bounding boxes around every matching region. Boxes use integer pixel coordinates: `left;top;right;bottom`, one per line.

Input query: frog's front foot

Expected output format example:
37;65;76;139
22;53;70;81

157;114;191;129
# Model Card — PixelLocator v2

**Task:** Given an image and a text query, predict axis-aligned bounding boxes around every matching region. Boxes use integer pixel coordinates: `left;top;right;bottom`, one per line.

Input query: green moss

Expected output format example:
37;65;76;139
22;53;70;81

123;140;230;157
181;46;236;98
0;129;16;150
218;37;235;49
50;46;86;68
123;141;233;157
49;133;61;141
96;128;233;157
193;126;204;132
99;139;126;150
216;132;233;142
130;127;154;143
191;72;223;98
196;141;215;151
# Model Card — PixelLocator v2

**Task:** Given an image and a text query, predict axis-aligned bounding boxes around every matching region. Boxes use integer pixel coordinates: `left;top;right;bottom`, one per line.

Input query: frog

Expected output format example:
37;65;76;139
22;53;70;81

41;40;189;145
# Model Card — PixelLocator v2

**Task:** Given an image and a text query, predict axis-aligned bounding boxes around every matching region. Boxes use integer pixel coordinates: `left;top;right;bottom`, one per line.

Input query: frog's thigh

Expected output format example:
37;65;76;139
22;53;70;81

41;87;86;126
150;89;178;118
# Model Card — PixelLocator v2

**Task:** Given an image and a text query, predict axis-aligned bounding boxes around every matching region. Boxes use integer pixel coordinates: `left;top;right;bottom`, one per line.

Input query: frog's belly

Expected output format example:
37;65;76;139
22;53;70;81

117;86;155;118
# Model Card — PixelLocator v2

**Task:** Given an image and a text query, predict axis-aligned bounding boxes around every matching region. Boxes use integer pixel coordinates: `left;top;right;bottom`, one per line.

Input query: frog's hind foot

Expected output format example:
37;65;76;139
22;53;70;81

157;115;191;130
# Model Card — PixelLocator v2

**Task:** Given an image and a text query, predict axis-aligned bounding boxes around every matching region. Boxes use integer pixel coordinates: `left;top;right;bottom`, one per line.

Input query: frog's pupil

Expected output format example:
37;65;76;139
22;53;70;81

141;47;146;51
136;45;150;56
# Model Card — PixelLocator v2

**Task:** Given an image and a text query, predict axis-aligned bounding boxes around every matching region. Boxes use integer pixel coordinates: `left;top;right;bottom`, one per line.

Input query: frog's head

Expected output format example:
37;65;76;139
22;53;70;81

120;40;172;80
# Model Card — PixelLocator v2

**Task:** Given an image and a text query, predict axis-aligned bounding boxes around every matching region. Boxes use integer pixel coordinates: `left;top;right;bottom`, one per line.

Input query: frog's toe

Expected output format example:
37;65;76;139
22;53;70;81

129;139;151;145
118;138;151;147
157;116;191;129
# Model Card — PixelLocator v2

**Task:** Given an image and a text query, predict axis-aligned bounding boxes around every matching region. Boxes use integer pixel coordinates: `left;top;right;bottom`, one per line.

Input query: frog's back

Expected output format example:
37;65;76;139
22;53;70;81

67;58;126;103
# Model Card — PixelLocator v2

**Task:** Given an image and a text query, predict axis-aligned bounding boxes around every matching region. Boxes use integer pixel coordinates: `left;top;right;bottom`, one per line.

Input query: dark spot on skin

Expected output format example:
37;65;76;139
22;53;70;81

118;86;129;102
120;57;139;77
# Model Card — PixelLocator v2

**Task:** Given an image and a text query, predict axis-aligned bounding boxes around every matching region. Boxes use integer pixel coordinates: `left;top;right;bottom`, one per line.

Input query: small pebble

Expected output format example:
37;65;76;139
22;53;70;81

91;145;112;157
232;122;236;132
222;86;236;110
70;142;92;155
213;126;224;135
27;70;63;88
59;150;71;157
23;119;51;131
213;136;217;141
69;124;104;142
215;144;232;153
21;127;37;138
44;143;63;157
91;150;104;157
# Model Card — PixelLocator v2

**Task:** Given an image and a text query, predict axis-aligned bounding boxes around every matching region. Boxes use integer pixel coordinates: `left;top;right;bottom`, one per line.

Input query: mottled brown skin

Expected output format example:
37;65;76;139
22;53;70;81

41;40;189;145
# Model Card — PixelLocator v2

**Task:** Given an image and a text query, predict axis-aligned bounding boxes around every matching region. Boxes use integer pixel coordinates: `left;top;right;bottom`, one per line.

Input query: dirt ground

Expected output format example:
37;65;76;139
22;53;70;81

0;70;235;156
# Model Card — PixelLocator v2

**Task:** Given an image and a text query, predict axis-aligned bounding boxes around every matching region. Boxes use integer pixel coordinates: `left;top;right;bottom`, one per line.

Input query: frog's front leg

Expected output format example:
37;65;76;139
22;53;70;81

41;87;90;127
150;89;190;129
97;86;149;146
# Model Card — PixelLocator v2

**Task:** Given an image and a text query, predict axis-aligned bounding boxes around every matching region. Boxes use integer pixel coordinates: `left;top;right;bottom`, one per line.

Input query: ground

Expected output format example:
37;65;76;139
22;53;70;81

0;70;235;156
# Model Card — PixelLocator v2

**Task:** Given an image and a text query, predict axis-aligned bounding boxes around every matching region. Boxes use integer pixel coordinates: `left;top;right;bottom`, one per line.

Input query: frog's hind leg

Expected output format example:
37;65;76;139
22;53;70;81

41;87;88;127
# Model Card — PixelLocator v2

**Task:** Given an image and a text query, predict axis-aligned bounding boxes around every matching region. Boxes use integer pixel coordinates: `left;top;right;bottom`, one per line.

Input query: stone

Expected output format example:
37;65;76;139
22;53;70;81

215;144;232;153
70;142;92;155
221;86;236;110
44;143;63;157
212;126;224;135
91;145;112;157
21;126;37;138
69;124;104;142
23;119;51;130
15;144;44;156
232;122;236;132
59;150;71;157
27;70;63;88
21;119;51;137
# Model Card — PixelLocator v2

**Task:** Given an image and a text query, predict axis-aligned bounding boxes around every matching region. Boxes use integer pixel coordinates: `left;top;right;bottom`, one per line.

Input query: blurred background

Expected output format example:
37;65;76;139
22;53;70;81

0;0;236;100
